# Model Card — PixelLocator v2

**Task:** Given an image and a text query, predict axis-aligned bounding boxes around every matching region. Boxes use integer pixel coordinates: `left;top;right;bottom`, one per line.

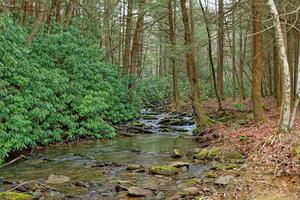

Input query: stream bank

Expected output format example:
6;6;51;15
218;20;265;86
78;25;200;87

0;107;248;200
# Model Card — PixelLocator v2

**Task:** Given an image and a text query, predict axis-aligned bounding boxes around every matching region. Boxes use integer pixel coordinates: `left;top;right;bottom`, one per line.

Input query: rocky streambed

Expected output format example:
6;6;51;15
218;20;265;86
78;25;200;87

0;109;246;200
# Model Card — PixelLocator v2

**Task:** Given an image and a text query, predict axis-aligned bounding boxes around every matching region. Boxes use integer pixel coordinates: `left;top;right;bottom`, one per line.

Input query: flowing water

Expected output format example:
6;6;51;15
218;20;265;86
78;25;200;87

0;109;209;199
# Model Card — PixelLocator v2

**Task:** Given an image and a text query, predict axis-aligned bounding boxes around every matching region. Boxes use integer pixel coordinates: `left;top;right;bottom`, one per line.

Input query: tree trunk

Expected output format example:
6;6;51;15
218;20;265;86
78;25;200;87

168;0;181;110
128;0;146;102
217;0;225;98
123;0;133;73
267;0;291;132
180;0;209;128
232;0;237;101
25;0;47;46
199;0;222;110
251;0;265;122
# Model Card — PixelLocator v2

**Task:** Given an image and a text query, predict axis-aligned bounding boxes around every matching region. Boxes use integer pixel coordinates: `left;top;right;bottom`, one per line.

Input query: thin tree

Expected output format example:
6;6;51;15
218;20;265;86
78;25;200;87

199;0;222;110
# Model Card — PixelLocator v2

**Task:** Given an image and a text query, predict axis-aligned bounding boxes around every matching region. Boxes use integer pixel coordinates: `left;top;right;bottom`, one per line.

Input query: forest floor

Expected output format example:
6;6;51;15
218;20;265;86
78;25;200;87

198;98;300;199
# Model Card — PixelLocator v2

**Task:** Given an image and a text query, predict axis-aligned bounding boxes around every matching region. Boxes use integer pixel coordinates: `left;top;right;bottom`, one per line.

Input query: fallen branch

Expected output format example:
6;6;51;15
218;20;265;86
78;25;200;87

0;155;26;169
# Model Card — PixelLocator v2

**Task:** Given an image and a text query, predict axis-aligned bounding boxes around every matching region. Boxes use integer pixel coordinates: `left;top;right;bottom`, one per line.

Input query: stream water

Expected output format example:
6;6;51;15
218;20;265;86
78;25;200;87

0;109;210;199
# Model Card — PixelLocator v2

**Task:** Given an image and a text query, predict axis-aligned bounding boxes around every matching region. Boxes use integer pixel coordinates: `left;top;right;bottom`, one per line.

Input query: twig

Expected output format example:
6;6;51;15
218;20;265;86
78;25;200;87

0;155;26;169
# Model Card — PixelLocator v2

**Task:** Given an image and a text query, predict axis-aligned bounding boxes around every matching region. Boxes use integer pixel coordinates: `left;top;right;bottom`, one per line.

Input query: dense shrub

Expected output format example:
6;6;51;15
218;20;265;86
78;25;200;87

0;16;138;163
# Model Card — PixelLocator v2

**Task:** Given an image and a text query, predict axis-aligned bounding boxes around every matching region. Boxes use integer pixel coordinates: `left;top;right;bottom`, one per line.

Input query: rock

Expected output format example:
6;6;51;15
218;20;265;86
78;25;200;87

160;127;171;132
141;115;158;120
46;174;70;184
154;191;165;200
206;172;218;178
127;186;153;197
171;149;182;158
0;177;3;185
150;165;180;176
180;187;199;197
131;121;143;127
32;190;42;199
193;147;222;160
223;151;245;159
72;181;90;188
170;161;190;168
115;180;135;192
212;163;238;171
49;191;65;199
215;175;234;185
126;164;143;170
0;192;32;200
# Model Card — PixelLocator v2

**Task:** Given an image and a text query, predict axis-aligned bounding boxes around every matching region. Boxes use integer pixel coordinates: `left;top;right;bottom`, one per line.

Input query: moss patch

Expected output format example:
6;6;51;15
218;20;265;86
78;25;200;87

0;192;32;200
150;165;180;176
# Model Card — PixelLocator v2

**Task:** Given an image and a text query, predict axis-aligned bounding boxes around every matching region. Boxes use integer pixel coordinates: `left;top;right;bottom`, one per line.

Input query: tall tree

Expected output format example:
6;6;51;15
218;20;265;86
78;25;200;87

267;0;291;131
180;0;209;128
217;0;225;98
123;0;133;73
251;0;265;122
168;0;181;110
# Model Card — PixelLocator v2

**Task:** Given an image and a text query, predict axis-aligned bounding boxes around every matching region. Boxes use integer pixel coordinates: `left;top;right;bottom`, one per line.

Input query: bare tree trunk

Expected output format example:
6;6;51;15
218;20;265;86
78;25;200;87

123;0;133;74
217;0;225;98
251;0;265;122
289;48;300;129
25;0;47;46
232;0;237;101
267;0;291;132
180;0;209;128
168;0;181;110
128;0;145;102
199;0;222;110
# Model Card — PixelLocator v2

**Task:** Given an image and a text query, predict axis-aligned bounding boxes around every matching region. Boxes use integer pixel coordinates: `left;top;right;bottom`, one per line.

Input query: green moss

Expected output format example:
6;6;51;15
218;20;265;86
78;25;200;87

131;121;143;127
150;165;180;176
212;163;238;171
206;172;218;178
239;136;249;142
223;151;244;159
0;192;32;200
194;147;222;160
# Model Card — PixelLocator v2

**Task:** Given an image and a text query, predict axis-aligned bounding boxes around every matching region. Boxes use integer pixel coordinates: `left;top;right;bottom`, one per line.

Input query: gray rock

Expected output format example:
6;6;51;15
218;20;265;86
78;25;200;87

154;191;165;200
215;175;234;185
46;174;70;184
33;190;42;199
127;186;153;197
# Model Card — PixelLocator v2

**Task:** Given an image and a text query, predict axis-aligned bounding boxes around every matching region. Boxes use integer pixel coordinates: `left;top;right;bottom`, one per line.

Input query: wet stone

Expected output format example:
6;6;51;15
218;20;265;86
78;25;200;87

46;174;70;184
215;175;234;185
127;186;153;197
171;148;183;158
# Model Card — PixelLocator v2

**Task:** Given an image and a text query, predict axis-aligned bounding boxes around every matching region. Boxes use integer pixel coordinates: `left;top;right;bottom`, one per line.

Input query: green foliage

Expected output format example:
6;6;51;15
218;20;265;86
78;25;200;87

233;103;246;111
0;15;137;163
137;75;172;105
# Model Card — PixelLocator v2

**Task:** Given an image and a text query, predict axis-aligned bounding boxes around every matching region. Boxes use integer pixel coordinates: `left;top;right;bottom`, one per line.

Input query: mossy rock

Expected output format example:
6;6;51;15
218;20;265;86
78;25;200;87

206;172;218;178
0;192;32;200
150;165;180;176
131;121;143;127
212;163;238;171
223;151;244;159
193;147;222;160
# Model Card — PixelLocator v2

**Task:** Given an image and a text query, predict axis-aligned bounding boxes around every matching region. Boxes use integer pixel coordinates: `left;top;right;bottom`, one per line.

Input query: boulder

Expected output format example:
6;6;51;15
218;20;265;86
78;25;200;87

170;161;190;168
150;165;180;176
126;164;143;170
193;147;222;160
180;187;199;197
127;186;153;197
215;175;234;185
46;174;70;184
171;149;183;158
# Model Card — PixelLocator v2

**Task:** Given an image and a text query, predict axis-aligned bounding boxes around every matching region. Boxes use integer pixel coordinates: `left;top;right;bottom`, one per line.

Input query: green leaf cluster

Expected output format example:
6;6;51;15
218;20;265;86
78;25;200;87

0;15;137;163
